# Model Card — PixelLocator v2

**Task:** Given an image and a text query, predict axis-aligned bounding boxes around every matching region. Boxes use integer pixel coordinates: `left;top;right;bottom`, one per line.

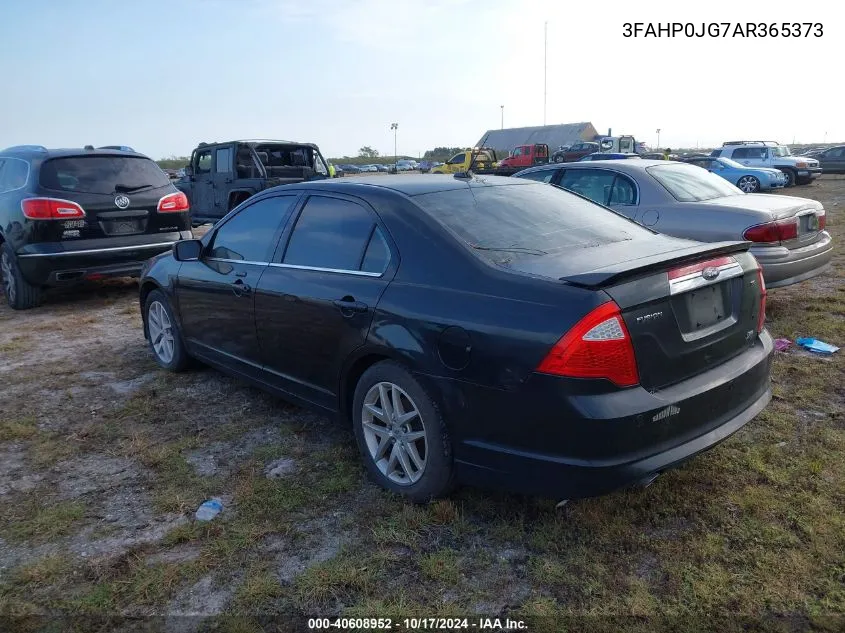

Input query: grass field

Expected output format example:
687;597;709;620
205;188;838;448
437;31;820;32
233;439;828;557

0;177;842;633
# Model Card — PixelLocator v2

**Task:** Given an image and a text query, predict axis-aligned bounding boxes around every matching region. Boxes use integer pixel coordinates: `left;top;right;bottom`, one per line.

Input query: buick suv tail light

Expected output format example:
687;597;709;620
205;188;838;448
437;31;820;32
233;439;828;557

21;197;86;220
157;191;190;213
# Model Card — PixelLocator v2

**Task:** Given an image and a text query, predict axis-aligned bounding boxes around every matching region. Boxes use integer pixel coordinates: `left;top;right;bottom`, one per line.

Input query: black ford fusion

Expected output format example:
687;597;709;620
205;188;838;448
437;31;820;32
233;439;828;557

139;174;773;502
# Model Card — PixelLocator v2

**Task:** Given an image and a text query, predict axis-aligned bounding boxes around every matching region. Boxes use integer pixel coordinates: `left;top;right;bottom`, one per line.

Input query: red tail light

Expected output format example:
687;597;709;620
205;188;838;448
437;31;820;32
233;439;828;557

817;212;826;231
21;197;86;220
157;191;190;213
755;267;767;333
536;301;639;387
743;218;798;243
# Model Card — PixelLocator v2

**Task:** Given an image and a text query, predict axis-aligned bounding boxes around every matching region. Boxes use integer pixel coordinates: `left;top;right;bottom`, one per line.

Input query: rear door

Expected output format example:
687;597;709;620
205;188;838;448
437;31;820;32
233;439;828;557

176;194;300;375
36;154;187;241
254;193;395;410
556;168;639;220
211;145;234;216
191;148;214;216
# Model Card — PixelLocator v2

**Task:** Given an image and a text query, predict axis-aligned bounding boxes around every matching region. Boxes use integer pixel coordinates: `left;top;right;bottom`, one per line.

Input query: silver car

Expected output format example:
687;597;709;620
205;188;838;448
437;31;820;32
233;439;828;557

514;160;833;288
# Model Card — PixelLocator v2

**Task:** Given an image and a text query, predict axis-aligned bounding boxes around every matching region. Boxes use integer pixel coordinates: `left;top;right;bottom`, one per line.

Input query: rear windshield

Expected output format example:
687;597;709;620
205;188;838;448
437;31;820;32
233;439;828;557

647;164;742;202
40;156;170;194
413;182;650;266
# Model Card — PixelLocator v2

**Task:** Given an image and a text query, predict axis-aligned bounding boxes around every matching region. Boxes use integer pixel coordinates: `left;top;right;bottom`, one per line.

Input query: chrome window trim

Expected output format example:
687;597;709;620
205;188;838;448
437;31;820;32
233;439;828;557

204;257;267;266
17;241;178;258
0;157;31;193
269;262;383;277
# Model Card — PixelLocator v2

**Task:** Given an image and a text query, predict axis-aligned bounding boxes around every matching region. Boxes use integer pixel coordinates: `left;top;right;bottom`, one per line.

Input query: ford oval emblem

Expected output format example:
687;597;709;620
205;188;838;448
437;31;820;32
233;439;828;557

114;195;130;209
702;266;720;281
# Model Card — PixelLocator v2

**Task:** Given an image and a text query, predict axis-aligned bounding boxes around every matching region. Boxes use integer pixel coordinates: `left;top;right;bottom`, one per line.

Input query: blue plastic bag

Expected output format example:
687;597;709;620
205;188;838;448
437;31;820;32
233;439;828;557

796;338;840;355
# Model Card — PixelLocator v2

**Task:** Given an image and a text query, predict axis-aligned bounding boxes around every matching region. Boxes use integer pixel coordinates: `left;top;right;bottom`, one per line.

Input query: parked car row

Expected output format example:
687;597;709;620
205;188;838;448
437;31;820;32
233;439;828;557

0;139;834;504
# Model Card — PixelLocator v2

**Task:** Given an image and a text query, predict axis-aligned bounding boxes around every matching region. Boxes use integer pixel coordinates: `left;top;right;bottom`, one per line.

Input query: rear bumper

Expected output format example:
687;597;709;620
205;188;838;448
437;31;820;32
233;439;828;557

14;232;190;286
440;330;774;500
752;231;833;289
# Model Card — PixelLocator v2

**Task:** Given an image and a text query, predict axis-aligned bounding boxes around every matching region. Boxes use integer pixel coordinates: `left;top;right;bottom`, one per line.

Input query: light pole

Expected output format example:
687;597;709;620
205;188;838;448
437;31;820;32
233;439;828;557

390;123;398;172
656;128;661;149
543;21;547;126
500;105;504;130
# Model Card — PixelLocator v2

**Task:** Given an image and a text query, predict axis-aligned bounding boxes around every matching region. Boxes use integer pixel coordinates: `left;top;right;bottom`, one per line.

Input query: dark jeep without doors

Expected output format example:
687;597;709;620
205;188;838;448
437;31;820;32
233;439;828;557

178;140;330;226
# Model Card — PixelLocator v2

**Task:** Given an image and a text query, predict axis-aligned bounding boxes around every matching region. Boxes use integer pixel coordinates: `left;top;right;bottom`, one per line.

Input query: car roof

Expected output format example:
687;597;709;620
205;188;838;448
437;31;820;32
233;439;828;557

198;139;319;148
516;159;673;176
0;146;148;159
267;174;535;197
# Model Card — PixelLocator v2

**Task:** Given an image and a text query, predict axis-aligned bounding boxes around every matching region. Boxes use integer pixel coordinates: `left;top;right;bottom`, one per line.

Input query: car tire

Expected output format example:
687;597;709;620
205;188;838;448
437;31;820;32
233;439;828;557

736;175;761;193
779;168;796;187
143;289;191;371
1;243;43;310
352;361;453;503
554;155;564;163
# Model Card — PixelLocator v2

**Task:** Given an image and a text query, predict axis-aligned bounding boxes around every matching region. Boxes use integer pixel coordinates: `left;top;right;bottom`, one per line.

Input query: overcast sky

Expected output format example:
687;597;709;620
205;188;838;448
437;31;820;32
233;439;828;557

0;0;841;159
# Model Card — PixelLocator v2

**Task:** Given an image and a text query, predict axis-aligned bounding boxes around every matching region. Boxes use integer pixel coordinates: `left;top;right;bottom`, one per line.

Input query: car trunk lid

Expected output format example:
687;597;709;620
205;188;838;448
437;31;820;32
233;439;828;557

510;237;763;391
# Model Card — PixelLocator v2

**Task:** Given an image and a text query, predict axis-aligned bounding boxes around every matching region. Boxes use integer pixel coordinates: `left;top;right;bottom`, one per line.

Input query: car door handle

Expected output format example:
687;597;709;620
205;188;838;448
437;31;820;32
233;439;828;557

235;271;247;278
333;298;368;314
232;278;251;296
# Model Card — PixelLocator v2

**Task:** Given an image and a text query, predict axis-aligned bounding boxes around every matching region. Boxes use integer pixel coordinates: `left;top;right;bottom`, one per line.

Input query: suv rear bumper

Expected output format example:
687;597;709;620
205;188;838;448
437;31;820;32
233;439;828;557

14;231;190;286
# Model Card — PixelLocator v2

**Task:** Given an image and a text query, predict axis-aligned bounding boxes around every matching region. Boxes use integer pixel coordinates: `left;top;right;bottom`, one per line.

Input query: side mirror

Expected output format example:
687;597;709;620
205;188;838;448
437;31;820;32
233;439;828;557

173;239;202;262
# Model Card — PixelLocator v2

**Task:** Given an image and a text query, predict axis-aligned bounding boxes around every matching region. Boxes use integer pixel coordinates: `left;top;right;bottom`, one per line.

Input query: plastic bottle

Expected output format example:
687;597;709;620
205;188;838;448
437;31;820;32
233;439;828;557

195;498;223;521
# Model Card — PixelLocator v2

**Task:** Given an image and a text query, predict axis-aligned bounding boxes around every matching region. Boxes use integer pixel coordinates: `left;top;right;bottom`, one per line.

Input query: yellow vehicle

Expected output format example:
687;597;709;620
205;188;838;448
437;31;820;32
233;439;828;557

431;147;498;174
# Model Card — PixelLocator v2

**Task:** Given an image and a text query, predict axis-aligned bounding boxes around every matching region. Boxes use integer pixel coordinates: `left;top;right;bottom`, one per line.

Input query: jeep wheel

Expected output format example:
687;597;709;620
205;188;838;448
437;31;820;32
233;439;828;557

554;155;565;163
779;169;796;187
1;244;43;310
737;175;761;193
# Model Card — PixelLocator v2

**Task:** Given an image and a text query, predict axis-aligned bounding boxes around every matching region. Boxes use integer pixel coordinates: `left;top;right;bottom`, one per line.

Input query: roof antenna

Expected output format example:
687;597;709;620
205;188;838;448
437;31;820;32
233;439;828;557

455;133;490;180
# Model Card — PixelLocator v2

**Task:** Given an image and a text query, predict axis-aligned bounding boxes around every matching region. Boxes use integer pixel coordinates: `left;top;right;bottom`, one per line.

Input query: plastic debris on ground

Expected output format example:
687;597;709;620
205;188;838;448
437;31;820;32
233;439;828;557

796;338;840;355
195;498;223;521
773;338;791;352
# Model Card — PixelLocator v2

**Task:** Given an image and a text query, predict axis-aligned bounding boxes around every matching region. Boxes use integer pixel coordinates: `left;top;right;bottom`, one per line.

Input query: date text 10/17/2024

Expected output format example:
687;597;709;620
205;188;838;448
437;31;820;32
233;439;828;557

308;617;528;630
623;22;823;38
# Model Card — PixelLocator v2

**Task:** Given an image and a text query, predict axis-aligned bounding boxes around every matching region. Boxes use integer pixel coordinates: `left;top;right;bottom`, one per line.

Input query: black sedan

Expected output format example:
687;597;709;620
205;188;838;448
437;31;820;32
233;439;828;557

139;175;773;501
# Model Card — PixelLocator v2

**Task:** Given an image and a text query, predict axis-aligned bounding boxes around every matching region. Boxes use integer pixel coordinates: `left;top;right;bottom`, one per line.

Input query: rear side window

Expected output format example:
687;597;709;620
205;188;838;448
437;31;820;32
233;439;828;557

0;158;29;192
39;156;170;194
517;169;556;183
209;196;297;262
413;182;649;264
283;195;384;273
215;147;232;173
559;169;617;205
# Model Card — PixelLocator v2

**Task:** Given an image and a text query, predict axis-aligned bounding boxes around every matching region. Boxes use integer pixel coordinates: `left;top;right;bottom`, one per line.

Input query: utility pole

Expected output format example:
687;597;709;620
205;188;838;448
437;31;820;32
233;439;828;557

656;128;661;149
390;123;398;171
543;21;547;126
500;105;504;130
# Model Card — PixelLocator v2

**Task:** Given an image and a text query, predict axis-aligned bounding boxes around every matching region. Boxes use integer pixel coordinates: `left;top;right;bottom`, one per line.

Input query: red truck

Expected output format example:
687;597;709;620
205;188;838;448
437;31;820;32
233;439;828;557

491;143;550;175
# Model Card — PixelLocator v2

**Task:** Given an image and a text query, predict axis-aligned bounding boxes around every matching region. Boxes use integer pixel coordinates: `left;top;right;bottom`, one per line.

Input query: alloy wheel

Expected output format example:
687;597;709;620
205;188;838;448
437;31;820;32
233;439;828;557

737;176;759;193
361;381;427;485
147;300;175;363
1;252;16;304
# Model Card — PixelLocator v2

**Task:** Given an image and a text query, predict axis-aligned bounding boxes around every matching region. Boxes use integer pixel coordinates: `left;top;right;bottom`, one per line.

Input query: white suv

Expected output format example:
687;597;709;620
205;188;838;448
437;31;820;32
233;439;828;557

711;141;822;187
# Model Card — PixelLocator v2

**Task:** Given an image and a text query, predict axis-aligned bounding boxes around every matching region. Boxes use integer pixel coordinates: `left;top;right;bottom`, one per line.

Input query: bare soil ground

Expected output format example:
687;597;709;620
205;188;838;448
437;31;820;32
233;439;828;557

0;178;843;632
